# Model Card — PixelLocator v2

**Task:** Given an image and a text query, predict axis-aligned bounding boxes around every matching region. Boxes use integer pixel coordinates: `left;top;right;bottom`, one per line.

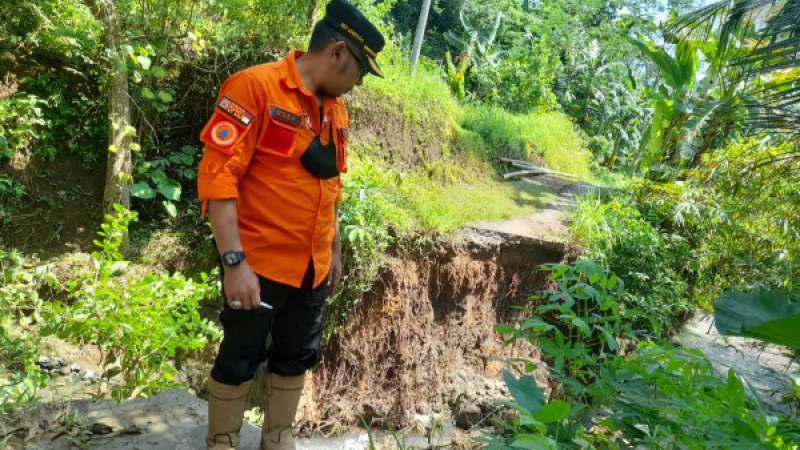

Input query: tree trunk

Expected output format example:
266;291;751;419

92;0;133;249
410;0;432;73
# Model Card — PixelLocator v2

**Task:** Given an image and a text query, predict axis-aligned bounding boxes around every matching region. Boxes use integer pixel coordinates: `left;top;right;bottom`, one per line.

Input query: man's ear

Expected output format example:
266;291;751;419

330;41;347;64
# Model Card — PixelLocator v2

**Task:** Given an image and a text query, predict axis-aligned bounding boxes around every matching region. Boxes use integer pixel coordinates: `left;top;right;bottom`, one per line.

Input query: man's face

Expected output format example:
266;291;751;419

320;41;365;97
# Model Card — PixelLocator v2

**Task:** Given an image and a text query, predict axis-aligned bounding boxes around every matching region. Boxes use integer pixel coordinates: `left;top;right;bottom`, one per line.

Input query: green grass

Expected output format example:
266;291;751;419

359;56;592;179
461;105;592;177
588;167;638;190
399;172;554;232
362;49;460;131
345;149;555;234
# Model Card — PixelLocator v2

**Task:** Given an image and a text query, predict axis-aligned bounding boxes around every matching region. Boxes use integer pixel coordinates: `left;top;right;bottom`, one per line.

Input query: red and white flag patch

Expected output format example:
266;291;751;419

218;96;255;126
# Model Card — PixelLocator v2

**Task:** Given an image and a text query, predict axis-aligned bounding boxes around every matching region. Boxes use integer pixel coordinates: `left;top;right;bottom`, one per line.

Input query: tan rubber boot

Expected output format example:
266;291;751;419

259;372;306;450
206;376;253;449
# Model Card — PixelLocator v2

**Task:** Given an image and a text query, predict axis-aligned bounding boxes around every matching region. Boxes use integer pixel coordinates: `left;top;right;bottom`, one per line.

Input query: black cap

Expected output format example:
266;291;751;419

322;0;385;78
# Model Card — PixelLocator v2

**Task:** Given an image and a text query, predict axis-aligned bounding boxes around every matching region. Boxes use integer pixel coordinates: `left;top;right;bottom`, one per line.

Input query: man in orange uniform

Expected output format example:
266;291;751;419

196;1;384;449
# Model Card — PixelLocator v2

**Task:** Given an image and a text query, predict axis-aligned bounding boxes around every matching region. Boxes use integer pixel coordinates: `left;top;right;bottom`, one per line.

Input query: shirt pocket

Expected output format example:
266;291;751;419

256;104;304;157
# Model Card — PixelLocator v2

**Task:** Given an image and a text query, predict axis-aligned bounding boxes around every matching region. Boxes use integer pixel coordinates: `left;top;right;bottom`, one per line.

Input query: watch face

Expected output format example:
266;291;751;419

223;252;241;266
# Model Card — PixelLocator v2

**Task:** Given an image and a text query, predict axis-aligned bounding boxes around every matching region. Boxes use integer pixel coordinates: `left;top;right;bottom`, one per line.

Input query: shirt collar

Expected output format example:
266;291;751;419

281;50;344;112
281;50;314;97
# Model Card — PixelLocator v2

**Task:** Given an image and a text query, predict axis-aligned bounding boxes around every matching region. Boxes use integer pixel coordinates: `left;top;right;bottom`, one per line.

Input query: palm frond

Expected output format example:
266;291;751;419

669;0;800;137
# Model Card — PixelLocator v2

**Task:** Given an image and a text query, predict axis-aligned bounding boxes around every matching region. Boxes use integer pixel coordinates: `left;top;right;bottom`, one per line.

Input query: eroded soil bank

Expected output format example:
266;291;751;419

299;229;565;432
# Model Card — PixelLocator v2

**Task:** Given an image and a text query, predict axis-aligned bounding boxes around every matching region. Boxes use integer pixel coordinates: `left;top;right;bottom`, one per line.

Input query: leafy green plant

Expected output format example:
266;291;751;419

671;0;800;137
0;175;26;229
557;46;649;170
326;158;402;339
40;205;220;400
490;338;800;448
0;251;50;414
690;138;800;302
629;35;700;169
480;370;582;450
0;95;49;160
131;146;195;217
499;260;628;400
571;196;693;336
592;343;800;449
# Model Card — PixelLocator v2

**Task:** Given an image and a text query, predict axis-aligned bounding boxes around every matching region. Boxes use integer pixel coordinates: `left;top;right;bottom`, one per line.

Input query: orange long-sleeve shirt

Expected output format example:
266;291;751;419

197;50;349;288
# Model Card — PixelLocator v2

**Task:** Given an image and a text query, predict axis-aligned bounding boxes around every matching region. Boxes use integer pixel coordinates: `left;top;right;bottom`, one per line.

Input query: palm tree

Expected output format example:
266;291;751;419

671;0;799;139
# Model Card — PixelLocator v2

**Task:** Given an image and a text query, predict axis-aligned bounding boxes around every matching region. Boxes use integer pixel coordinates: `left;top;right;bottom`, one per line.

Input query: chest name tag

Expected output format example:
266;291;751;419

270;106;302;128
218;96;255;126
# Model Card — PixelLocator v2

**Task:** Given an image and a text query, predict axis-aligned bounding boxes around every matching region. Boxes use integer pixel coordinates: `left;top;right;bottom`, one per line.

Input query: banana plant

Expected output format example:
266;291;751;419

441;8;504;102
629;35;700;170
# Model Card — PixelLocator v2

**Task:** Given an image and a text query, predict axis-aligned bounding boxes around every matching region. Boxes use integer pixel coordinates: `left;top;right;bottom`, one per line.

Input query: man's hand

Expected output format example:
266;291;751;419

224;261;261;310
330;246;342;292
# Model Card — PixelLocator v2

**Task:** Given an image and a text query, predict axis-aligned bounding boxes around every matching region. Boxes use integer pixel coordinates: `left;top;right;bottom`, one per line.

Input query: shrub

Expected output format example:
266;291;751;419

571;197;693;336
498;260;629;400
40;206;221;400
492;260;800;449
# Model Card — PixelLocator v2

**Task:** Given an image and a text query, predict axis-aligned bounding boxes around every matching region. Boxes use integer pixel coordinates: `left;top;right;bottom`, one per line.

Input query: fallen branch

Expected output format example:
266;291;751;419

499;157;580;179
502;169;547;179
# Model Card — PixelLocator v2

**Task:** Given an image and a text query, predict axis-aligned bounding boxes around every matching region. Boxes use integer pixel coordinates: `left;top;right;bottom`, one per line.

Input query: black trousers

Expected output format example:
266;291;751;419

211;261;331;385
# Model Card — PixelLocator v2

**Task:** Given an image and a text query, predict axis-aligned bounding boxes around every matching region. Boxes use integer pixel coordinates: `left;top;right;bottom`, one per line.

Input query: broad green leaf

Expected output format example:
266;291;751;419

157;91;174;103
569;316;591;335
495;324;516;335
150;66;168;79
537;337;560;356
510;434;558;450
156;179;181;201
150;169;168;185
715;290;800;349
169;153;193;165
532;401;571;423
601;328;618;352
141;87;156;100
502;370;544;413
131;182;156;200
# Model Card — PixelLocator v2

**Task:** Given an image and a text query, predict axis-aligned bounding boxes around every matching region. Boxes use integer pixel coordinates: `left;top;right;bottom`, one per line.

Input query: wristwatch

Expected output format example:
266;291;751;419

221;250;246;268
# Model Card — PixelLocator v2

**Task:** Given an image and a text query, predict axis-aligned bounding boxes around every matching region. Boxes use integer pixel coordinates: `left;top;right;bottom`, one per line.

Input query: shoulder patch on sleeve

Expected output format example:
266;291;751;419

201;113;247;150
218;96;255;126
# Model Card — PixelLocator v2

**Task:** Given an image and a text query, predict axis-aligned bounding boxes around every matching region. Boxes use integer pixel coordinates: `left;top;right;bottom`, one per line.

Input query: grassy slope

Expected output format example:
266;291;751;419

343;53;591;236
